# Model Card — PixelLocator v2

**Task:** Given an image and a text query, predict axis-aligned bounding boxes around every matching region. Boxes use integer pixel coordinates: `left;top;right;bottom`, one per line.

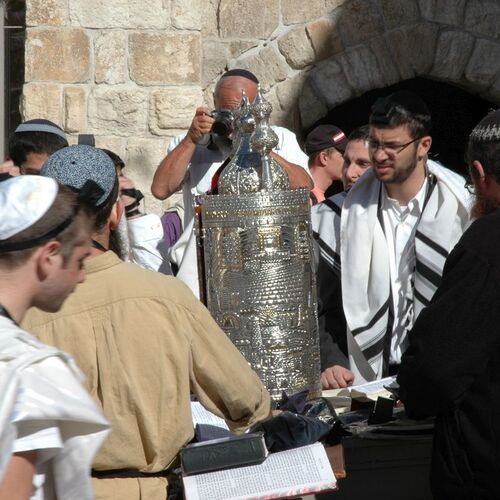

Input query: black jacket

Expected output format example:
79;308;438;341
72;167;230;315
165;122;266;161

398;209;500;500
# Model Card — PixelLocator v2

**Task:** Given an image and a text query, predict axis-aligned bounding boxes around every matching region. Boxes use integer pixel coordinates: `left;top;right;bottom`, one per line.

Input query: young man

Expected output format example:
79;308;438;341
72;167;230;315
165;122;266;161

24;145;271;500
151;69;311;296
304;125;347;205
398;109;500;499
0;175;109;499
314;91;471;389
341;125;372;192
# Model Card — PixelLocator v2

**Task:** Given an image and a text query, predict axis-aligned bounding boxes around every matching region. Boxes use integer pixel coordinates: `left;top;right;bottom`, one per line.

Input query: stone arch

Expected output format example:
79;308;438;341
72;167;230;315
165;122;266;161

228;0;500;133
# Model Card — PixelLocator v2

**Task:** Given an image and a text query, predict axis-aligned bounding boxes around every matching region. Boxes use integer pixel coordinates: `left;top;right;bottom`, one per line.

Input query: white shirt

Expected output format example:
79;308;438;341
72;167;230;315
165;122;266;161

167;126;311;296
381;178;428;364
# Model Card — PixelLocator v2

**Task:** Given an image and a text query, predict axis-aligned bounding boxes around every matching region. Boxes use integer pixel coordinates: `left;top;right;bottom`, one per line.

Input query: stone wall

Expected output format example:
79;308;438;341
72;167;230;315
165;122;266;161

23;0;500;212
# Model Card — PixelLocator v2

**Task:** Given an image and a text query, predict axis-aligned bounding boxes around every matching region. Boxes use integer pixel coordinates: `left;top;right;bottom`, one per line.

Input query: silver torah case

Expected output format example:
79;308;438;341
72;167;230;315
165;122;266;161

199;89;321;402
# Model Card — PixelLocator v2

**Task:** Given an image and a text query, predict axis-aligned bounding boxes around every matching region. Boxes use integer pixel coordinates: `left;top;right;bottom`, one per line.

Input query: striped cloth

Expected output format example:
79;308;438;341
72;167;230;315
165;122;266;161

312;160;472;382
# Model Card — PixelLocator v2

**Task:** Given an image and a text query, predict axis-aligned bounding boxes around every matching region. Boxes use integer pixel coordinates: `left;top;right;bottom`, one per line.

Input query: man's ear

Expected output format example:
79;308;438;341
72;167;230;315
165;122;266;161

318;151;328;167
35;240;62;281
418;136;432;160
471;160;488;189
109;200;124;231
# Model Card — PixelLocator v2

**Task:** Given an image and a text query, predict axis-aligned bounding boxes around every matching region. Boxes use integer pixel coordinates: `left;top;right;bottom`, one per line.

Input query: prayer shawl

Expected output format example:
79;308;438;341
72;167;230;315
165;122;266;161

312;160;472;382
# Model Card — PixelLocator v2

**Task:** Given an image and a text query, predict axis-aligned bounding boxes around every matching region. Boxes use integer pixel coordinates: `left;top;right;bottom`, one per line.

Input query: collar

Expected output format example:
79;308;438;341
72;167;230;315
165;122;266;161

84;250;122;274
382;177;428;217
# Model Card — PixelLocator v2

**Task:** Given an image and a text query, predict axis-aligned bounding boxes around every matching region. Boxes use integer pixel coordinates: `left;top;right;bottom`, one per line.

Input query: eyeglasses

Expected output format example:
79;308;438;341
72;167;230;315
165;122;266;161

367;137;421;155
464;177;475;195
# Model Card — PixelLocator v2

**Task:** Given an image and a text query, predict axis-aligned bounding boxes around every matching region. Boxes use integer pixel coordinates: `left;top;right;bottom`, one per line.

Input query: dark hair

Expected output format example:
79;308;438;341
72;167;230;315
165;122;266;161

92;178;119;232
0;185;91;268
100;149;125;171
220;69;259;84
467;139;500;184
9;121;68;168
348;125;370;143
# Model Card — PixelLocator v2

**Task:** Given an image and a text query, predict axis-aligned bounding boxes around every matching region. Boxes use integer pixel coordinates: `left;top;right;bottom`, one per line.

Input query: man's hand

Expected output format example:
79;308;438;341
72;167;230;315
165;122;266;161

321;365;355;390
186;107;215;145
0;160;20;177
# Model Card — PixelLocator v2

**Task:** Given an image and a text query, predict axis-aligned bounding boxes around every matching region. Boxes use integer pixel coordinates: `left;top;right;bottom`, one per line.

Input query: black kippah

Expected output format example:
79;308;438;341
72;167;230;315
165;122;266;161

371;90;430;125
221;69;259;84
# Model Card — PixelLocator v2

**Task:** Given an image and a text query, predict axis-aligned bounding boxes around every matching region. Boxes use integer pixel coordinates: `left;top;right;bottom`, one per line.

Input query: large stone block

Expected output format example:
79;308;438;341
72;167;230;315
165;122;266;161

338;45;384;94
229;40;259;59
380;0;419;30
465;39;500;89
324;0;349;13
465;0;500;39
69;0;169;29
419;0;466;26
281;0;324;25
64;86;86;133
278;27;316;69
336;0;383;47
219;0;279;39
298;77;329;129
306;18;343;62
150;87;203;135
275;73;307;130
130;32;201;85
88;86;148;136
485;77;500;105
202;39;229;88
201;0;219;37
369;36;402;86
430;31;476;82
26;29;90;83
21;83;62;124
309;57;352;108
172;0;202;30
230;45;289;91
94;136;126;159
27;0;68;26
95;31;128;84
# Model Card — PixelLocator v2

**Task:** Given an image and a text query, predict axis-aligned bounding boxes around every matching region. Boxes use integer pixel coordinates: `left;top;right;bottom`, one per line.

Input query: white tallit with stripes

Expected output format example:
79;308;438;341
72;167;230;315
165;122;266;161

312;160;472;382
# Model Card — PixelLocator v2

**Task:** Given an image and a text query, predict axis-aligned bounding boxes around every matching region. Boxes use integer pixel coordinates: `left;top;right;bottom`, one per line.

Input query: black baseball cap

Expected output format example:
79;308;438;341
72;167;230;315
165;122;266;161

305;125;348;156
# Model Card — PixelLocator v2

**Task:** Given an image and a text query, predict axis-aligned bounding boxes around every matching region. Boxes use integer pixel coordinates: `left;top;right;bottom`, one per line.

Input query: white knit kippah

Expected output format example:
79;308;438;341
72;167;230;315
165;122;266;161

0;176;58;241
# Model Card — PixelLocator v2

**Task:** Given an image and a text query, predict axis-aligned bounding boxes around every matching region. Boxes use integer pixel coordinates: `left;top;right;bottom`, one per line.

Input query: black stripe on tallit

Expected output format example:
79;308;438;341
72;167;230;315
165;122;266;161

414;288;431;307
317;238;341;268
415;259;442;289
362;336;386;363
351;298;391;337
415;230;449;259
323;198;342;217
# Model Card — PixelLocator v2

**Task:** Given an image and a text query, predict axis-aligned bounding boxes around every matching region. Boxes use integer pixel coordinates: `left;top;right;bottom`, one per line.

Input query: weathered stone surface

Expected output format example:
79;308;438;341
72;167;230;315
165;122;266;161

324;0;349;13
172;0;202;30
150;87;203;135
338;45;384;94
203;84;216;109
419;0;466;26
130;33;201;85
201;0;219;37
94;136;126;159
336;0;383;47
69;0;169;29
306;18;343;61
370;36;401;86
64;86;86;133
219;0;279;39
88;87;148;136
26;29;90;82
465;38;500;89
298;77;329;129
275;73;306;130
380;0;419;30
229;40;259;58
281;0;324;25
26;0;68;26
202;39;229;87
430;31;475;82
21;83;62;124
309;58;352;108
384;23;438;80
465;0;500;39
485;77;500;105
94;31;128;84
231;45;289;91
278;27;315;69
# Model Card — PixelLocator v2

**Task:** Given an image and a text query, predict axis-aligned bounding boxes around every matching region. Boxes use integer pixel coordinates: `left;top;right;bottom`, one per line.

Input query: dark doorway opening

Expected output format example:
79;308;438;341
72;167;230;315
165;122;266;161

308;77;496;177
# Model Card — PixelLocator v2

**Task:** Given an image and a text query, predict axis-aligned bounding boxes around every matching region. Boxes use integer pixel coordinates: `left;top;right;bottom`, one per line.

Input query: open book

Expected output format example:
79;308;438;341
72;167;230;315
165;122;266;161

183;442;337;500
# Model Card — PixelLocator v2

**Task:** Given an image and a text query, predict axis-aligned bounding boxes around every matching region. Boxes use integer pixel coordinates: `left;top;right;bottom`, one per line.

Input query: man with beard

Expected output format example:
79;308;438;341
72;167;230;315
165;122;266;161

314;91;471;389
23;145;271;500
151;69;311;296
397;109;500;499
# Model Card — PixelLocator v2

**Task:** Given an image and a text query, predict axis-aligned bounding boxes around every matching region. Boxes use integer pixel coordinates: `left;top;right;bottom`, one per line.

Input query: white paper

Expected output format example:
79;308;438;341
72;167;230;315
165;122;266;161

191;402;229;430
322;375;396;399
183;442;337;500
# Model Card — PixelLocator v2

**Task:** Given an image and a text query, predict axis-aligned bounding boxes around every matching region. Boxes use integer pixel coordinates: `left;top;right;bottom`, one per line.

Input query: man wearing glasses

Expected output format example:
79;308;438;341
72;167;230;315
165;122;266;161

315;91;472;389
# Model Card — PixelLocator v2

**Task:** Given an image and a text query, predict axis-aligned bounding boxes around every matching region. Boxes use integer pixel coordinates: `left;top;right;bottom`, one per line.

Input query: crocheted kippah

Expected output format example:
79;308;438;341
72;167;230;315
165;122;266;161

470;109;500;143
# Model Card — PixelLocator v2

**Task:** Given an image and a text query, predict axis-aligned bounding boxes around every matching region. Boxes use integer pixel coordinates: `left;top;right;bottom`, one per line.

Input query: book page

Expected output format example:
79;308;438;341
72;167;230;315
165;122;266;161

183;442;337;500
191;402;229;430
323;375;396;400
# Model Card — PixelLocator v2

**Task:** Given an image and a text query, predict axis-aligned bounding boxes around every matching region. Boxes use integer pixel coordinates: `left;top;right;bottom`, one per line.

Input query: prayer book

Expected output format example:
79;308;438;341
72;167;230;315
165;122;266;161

182;442;337;500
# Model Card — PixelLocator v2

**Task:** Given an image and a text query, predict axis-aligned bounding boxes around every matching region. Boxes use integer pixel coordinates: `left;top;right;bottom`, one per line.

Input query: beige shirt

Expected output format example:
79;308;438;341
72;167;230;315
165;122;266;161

24;252;271;500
